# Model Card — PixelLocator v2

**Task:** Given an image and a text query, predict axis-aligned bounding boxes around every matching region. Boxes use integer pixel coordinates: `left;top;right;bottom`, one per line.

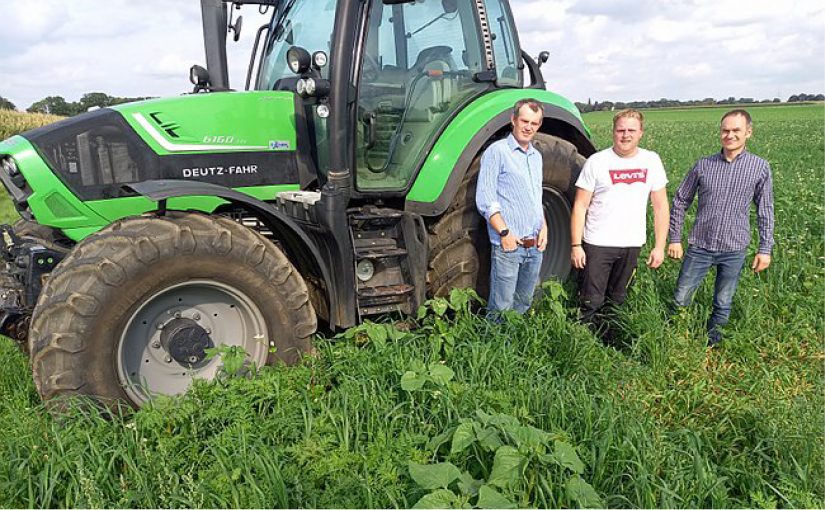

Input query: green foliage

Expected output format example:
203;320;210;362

0;104;822;508
25;92;152;116
204;344;252;379
0;96;16;111
409;411;600;508
27;95;76;116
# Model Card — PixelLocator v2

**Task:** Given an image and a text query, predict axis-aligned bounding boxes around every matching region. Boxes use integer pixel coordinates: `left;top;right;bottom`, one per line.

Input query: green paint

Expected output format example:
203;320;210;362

113;91;297;155
406;89;589;204
1;134;300;241
2;136;108;229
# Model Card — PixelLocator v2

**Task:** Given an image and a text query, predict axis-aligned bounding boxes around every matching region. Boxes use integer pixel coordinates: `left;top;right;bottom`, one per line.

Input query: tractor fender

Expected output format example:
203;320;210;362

406;102;596;217
125;179;337;323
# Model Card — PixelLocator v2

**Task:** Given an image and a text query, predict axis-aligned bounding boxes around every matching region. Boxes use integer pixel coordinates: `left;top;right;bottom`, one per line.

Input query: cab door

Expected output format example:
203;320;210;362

355;0;490;191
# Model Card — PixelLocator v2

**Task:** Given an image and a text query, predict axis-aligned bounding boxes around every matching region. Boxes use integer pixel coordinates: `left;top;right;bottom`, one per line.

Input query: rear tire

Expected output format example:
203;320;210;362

426;133;585;298
29;212;316;409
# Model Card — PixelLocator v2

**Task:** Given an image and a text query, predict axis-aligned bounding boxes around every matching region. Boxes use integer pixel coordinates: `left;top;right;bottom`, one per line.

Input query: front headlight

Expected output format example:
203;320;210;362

1;157;18;176
286;46;311;75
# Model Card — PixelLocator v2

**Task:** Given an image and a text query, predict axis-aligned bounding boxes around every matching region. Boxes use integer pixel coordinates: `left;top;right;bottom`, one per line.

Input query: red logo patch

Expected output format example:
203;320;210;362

609;168;648;184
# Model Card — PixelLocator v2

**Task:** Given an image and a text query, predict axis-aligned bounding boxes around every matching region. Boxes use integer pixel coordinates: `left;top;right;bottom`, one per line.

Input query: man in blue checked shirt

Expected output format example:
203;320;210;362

668;109;775;347
476;99;547;315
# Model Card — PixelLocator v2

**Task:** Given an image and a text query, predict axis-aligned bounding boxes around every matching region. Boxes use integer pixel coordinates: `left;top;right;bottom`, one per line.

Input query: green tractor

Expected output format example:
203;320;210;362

0;0;594;408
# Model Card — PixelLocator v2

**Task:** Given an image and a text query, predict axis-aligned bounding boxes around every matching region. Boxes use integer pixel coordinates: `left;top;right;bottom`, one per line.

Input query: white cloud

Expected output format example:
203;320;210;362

0;0;823;109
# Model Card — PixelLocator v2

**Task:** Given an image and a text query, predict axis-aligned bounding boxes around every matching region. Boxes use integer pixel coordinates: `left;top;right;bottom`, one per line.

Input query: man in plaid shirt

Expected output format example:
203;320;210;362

668;109;775;347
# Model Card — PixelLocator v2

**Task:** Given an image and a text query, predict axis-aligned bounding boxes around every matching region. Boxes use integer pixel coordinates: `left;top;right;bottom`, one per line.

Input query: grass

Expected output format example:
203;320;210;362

0;105;823;508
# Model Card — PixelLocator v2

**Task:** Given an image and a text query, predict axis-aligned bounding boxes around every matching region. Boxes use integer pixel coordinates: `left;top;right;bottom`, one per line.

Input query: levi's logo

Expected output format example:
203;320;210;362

609;168;648;184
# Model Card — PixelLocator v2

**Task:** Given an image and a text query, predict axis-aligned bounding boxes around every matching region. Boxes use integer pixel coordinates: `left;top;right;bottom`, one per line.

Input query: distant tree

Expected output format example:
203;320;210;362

0;96;16;111
815;94;825;101
78;92;116;111
773;98;781;103
787;94;800;102
27;96;78;116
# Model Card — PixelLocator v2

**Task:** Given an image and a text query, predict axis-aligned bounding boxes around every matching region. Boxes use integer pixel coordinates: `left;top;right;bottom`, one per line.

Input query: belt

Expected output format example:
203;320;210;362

520;237;538;248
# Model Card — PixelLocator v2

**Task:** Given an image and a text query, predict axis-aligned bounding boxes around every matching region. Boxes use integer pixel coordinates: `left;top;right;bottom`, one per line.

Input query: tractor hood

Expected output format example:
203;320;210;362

0;91;305;237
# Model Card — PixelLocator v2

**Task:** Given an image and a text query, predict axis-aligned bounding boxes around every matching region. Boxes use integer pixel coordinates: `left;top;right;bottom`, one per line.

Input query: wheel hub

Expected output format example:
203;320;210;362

160;318;214;367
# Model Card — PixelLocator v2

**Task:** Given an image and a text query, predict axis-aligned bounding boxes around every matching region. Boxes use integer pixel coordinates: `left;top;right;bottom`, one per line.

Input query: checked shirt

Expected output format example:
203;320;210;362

669;150;774;254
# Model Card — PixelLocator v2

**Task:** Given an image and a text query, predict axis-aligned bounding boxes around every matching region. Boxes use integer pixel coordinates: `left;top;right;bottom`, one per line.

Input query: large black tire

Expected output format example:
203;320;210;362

29;212;316;409
427;133;586;298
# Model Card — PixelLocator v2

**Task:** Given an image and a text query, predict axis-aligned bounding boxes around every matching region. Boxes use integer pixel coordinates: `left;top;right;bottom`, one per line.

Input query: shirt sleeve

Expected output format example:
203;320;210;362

650;153;668;191
575;157;597;192
754;161;775;254
668;161;700;243
475;146;502;221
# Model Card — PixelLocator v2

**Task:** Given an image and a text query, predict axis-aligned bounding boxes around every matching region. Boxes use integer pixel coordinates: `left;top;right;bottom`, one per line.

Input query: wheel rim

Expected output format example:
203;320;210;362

541;188;573;281
117;279;269;406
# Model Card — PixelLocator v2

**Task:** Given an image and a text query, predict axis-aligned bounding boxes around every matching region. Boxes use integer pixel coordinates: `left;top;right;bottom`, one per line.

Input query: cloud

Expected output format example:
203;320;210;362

1;0;823;110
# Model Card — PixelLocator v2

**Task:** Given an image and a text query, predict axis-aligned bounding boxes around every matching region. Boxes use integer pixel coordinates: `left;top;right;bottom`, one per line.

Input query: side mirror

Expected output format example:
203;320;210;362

189;65;211;93
537;51;550;68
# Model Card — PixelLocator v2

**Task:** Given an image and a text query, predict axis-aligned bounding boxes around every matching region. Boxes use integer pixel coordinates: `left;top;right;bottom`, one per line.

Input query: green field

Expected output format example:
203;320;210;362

0;105;823;508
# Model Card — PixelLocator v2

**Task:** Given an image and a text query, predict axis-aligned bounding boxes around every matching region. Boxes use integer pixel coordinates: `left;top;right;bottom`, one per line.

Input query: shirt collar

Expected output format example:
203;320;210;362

717;148;750;163
507;133;536;155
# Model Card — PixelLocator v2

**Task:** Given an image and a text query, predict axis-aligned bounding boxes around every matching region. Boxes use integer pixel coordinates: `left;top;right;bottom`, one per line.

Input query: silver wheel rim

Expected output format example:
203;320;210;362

117;279;269;406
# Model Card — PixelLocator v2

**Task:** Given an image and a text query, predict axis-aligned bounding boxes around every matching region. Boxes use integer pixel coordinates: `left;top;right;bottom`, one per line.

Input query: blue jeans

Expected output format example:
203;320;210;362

673;246;747;343
488;244;544;314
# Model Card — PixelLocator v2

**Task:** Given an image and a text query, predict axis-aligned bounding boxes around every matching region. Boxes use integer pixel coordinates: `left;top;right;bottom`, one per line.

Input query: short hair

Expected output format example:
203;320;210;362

513;98;544;117
613;109;644;130
721;109;752;127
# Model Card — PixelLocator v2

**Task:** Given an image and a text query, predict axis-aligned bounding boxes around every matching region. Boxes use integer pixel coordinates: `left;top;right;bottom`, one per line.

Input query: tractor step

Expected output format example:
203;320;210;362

355;247;408;259
358;284;414;299
357;284;415;316
348;206;427;319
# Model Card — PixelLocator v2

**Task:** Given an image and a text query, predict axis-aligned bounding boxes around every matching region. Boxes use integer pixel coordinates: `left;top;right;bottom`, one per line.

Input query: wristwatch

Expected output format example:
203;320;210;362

498;228;510;237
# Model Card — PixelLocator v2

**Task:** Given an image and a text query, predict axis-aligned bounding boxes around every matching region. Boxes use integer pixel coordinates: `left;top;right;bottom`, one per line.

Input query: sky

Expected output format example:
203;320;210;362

1;0;823;110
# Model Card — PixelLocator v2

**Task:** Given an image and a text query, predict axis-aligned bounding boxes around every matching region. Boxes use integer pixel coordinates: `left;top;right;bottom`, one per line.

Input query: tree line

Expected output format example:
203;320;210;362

0;92;153;115
575;93;825;113
1;92;823;116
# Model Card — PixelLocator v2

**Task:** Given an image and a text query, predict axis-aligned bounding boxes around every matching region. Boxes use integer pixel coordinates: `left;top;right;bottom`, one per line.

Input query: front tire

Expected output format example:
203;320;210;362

29;212;316;409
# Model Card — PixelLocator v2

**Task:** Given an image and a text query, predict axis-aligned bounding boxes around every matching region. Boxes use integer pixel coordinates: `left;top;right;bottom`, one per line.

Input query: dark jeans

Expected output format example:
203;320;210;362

673;245;747;344
579;243;641;323
487;244;544;314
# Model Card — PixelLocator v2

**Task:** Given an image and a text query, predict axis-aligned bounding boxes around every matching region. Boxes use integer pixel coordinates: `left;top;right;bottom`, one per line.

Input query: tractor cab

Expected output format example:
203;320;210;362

208;0;529;193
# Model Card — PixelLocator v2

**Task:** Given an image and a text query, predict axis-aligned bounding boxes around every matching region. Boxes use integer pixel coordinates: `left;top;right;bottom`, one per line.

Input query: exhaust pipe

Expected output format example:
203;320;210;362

200;0;230;90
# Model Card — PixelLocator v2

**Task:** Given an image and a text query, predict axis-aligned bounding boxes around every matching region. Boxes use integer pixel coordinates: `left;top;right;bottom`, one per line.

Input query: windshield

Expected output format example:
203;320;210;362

257;0;337;89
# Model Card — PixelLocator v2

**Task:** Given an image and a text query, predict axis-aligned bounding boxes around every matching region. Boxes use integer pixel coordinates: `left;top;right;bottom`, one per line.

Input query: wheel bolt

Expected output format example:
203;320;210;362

192;313;201;321
164;355;172;363
174;311;181;318
156;322;164;330
204;328;211;334
151;341;161;349
188;356;198;363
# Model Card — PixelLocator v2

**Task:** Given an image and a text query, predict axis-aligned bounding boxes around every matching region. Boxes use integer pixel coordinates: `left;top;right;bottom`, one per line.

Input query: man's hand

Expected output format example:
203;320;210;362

538;224;548;251
501;232;519;252
647;247;665;268
752;253;771;273
667;242;683;259
571;246;586;269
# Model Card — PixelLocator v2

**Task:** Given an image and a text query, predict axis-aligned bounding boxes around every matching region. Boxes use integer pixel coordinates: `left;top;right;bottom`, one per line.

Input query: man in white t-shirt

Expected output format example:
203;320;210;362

570;109;670;329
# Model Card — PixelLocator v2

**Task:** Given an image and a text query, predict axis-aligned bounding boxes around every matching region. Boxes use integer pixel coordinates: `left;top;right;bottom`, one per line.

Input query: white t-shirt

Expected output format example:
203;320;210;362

575;147;668;247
